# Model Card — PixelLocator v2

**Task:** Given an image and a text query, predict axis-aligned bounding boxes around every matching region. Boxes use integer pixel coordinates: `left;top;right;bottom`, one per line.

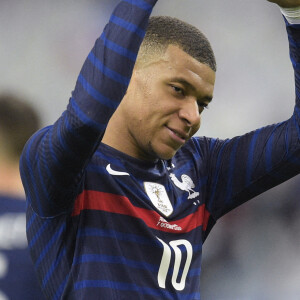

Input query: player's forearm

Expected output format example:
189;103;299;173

71;0;158;127
20;0;158;217
284;9;300;112
207;9;300;220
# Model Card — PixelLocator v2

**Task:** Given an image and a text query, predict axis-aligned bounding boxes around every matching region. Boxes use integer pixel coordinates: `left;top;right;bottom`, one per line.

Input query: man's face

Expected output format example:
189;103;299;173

118;45;216;161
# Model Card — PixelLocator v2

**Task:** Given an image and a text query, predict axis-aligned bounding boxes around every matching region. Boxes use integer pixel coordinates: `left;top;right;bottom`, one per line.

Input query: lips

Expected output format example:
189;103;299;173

166;126;189;144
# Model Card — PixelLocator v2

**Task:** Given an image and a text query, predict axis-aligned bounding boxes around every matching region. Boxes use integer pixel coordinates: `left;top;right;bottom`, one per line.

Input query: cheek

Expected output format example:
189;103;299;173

138;93;162;122
126;75;165;126
191;118;201;136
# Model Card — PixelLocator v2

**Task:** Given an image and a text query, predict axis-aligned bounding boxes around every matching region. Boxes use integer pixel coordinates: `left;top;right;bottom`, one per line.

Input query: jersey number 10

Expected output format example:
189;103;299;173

156;237;193;291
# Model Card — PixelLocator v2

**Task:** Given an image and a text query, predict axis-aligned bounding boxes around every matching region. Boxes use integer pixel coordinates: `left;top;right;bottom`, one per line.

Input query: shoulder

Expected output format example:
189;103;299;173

177;136;219;156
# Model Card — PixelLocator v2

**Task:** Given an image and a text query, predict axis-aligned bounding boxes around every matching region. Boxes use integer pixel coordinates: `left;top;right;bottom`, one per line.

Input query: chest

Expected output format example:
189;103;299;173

83;158;204;220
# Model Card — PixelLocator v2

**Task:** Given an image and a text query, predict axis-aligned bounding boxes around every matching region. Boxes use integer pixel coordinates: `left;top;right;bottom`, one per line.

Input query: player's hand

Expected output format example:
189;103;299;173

267;0;300;8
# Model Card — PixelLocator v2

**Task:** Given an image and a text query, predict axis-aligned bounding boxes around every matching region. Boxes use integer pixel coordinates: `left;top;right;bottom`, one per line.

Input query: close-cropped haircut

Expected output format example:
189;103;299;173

136;16;217;72
0;93;41;159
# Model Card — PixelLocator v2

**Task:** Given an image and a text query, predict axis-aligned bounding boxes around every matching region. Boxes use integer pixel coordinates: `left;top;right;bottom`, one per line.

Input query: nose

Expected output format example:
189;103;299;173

178;99;201;128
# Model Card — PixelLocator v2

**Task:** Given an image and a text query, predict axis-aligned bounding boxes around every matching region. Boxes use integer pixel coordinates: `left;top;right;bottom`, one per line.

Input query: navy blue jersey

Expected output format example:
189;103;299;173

20;0;300;299
0;195;45;300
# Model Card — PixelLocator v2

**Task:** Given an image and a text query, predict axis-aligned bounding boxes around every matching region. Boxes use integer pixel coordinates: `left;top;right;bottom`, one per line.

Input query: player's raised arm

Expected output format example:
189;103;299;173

20;0;158;217
203;2;300;224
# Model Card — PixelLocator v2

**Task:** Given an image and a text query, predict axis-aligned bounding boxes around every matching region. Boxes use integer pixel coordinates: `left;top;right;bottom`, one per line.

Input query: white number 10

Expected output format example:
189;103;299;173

156;237;193;291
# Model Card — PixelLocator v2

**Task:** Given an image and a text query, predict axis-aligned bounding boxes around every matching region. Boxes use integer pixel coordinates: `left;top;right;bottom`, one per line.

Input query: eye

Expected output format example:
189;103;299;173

199;103;209;109
171;85;184;95
197;102;209;113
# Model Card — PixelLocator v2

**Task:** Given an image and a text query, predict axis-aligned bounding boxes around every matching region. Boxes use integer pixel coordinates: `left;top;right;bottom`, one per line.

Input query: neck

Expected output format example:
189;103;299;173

102;107;134;157
102;113;156;162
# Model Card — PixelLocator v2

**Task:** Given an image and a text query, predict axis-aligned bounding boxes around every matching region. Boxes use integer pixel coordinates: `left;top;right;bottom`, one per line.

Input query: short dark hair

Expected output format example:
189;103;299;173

137;16;216;72
0;93;41;159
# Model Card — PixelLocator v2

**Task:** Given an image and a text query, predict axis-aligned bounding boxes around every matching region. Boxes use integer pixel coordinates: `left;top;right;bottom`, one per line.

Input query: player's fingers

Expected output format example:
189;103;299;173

267;0;300;8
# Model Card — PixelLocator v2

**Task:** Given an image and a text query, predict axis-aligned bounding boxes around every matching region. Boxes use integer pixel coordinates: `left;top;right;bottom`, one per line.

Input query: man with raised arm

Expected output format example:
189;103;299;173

20;0;300;299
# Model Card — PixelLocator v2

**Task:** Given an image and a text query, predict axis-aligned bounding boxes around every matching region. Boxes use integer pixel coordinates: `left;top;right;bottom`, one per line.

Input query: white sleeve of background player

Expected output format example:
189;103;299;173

280;6;300;24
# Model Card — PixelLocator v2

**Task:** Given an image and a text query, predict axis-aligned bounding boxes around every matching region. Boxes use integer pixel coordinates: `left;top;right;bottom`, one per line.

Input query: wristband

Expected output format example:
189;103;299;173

280;6;300;24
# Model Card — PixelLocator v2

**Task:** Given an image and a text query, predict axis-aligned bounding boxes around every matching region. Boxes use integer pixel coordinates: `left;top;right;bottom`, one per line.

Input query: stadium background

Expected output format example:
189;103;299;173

1;0;299;298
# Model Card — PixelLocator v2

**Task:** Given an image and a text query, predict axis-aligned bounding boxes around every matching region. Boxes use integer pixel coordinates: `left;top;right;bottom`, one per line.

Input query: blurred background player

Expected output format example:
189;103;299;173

0;93;45;299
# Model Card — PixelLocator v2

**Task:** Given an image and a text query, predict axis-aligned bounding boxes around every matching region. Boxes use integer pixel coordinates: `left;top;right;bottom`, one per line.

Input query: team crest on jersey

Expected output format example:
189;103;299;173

144;182;173;217
169;173;199;199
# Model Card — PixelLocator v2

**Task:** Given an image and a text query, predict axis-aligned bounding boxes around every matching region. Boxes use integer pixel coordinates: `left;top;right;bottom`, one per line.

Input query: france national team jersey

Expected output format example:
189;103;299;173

20;0;300;299
0;195;45;300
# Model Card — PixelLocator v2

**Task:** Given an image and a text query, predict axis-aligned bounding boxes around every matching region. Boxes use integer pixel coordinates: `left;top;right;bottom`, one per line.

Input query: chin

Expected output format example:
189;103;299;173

149;143;179;160
157;151;177;160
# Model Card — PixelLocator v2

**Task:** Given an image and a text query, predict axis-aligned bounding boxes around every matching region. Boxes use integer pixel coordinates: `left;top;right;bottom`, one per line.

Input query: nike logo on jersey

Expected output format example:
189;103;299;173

106;164;130;176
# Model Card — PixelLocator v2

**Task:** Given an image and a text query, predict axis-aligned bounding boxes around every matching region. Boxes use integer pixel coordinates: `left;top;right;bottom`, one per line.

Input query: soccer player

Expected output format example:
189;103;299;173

20;0;300;299
0;94;45;299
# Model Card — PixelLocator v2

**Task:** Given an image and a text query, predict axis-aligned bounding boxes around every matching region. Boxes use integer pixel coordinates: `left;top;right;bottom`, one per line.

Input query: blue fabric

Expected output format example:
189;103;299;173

0;195;45;299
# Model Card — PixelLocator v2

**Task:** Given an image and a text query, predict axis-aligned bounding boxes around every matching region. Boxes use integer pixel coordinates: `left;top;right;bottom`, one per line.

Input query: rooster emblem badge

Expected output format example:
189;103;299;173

169;173;199;199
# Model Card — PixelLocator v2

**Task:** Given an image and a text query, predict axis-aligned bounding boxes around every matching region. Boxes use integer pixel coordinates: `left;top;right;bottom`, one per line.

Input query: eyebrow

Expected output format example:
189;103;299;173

170;77;213;102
